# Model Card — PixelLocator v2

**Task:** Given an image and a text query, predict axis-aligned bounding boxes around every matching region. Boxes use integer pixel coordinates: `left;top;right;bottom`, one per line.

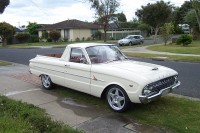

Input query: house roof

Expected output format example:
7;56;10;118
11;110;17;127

38;19;101;30
109;22;121;30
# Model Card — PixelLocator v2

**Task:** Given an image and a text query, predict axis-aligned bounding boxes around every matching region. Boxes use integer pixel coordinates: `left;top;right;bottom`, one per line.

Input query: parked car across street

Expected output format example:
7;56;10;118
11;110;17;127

118;35;144;46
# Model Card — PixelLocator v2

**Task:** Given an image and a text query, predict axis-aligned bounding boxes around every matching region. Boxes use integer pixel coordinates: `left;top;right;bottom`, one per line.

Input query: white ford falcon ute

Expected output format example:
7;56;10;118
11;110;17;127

29;43;181;112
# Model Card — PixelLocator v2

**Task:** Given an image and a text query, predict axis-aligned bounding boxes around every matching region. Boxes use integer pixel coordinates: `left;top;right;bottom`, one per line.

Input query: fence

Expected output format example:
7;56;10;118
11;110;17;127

105;30;142;40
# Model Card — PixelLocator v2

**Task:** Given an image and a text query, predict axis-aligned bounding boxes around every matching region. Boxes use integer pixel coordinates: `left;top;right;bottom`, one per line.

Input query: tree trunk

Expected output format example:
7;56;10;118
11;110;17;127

2;38;7;47
195;9;200;32
153;27;159;44
104;23;107;42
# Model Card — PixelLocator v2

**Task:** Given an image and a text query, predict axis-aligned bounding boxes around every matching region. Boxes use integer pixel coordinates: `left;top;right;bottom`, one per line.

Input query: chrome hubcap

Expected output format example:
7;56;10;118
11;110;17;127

41;75;51;88
107;87;125;110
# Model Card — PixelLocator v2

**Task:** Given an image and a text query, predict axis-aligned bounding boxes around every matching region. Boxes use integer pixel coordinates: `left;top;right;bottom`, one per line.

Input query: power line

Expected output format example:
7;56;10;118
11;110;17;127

29;0;50;17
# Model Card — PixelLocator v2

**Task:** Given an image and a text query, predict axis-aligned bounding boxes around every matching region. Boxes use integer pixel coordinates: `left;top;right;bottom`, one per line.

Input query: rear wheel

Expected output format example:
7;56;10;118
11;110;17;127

41;75;54;90
129;42;132;46
106;85;130;112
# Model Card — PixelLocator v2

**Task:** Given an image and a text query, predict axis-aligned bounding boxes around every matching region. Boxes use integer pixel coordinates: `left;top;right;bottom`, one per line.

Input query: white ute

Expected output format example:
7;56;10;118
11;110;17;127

29;43;181;112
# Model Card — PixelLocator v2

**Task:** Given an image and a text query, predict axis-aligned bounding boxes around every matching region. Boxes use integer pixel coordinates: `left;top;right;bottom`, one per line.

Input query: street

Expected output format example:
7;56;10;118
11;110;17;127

0;47;200;99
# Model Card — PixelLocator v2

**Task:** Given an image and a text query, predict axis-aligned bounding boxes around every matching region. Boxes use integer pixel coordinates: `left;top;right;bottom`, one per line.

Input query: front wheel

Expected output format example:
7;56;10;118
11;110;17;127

106;85;130;112
41;75;54;90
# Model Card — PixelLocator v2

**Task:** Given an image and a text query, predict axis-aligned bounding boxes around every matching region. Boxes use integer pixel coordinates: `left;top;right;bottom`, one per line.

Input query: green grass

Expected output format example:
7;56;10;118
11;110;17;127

0;61;11;66
0;95;80;133
52;86;200;133
125;96;200;133
119;44;150;49
124;52;200;63
148;41;200;55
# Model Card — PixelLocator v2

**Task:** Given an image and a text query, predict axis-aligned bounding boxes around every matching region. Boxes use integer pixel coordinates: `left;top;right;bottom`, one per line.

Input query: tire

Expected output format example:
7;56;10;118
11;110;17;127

129;42;132;46
106;85;130;112
41;74;54;90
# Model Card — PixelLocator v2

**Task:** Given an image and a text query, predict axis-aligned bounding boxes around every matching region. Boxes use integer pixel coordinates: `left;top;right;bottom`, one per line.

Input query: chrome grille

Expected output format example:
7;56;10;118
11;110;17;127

151;76;175;93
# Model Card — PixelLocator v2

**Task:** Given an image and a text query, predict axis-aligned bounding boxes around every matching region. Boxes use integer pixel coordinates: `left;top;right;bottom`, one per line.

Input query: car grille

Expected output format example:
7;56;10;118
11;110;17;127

151;76;176;93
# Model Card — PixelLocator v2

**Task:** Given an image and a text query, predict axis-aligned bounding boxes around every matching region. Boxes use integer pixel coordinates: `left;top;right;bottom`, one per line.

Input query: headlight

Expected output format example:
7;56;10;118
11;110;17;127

142;85;154;96
174;75;178;84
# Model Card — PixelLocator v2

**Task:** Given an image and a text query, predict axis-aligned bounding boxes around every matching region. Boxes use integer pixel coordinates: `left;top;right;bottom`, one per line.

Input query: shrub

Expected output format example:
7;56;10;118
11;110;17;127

47;38;52;42
82;37;85;41
176;34;193;46
86;37;91;41
15;32;30;43
49;31;61;42
91;31;102;40
30;35;39;43
64;38;68;42
41;31;48;39
75;37;80;42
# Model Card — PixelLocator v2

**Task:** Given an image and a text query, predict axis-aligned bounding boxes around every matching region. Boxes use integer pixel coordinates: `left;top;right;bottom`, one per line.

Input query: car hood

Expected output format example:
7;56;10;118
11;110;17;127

92;60;178;85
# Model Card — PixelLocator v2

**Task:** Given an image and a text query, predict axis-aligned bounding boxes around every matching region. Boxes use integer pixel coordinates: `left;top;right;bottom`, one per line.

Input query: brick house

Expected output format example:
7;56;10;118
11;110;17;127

37;19;103;41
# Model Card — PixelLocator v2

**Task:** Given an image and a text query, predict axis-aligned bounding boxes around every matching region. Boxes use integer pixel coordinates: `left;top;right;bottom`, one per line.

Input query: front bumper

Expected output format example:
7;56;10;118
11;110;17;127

139;81;181;103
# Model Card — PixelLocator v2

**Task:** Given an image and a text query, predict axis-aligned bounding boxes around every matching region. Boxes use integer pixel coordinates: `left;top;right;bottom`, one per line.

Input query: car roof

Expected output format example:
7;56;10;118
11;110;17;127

68;43;114;49
127;35;142;37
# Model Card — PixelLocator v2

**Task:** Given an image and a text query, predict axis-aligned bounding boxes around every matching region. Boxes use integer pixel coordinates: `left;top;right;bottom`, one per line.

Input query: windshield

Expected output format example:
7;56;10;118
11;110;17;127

125;36;132;39
86;45;126;64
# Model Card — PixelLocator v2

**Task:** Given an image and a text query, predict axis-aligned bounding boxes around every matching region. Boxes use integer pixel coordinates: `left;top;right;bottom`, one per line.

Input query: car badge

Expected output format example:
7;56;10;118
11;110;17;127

152;67;158;71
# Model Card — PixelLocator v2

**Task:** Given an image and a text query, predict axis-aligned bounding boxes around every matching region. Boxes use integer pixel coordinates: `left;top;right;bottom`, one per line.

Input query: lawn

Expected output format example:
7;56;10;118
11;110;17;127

0;96;80;133
119;44;149;49
148;40;200;55
52;86;200;133
0;61;11;66
124;52;200;63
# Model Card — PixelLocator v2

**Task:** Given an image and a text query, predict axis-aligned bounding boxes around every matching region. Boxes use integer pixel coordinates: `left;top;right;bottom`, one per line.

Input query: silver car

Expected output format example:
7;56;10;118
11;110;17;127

118;35;144;46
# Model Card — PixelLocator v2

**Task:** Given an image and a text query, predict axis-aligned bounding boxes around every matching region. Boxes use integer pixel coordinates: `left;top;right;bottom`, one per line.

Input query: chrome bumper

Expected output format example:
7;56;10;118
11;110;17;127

139;81;181;104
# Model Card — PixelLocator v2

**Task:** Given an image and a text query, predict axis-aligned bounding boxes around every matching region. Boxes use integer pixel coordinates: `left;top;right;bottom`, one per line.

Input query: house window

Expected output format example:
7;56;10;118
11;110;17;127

91;29;98;35
64;29;69;39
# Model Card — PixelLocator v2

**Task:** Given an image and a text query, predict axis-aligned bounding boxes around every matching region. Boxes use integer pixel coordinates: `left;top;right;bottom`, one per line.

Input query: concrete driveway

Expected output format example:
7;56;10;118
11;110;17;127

0;63;171;133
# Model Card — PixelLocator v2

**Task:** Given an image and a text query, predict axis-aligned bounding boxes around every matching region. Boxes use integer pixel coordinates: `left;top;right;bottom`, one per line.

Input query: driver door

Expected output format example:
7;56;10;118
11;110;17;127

65;48;91;94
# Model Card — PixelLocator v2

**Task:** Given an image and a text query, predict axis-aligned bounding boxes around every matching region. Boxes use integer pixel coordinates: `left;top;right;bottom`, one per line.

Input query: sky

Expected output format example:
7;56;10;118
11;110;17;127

0;0;188;27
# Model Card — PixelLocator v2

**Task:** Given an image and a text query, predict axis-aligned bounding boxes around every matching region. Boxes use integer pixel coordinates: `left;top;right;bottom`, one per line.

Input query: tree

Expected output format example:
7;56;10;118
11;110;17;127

160;23;174;45
136;1;172;43
15;32;30;43
137;23;150;37
171;1;192;34
172;1;192;25
0;0;9;14
49;31;60;42
27;22;42;35
89;0;119;42
116;12;127;22
192;0;200;32
0;22;15;47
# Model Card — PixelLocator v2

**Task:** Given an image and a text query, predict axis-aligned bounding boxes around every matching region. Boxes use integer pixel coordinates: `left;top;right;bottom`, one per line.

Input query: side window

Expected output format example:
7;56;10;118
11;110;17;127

70;48;87;64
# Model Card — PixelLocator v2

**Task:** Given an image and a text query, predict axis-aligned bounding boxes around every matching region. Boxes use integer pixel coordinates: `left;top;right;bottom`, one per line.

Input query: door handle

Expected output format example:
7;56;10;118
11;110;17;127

65;64;70;67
